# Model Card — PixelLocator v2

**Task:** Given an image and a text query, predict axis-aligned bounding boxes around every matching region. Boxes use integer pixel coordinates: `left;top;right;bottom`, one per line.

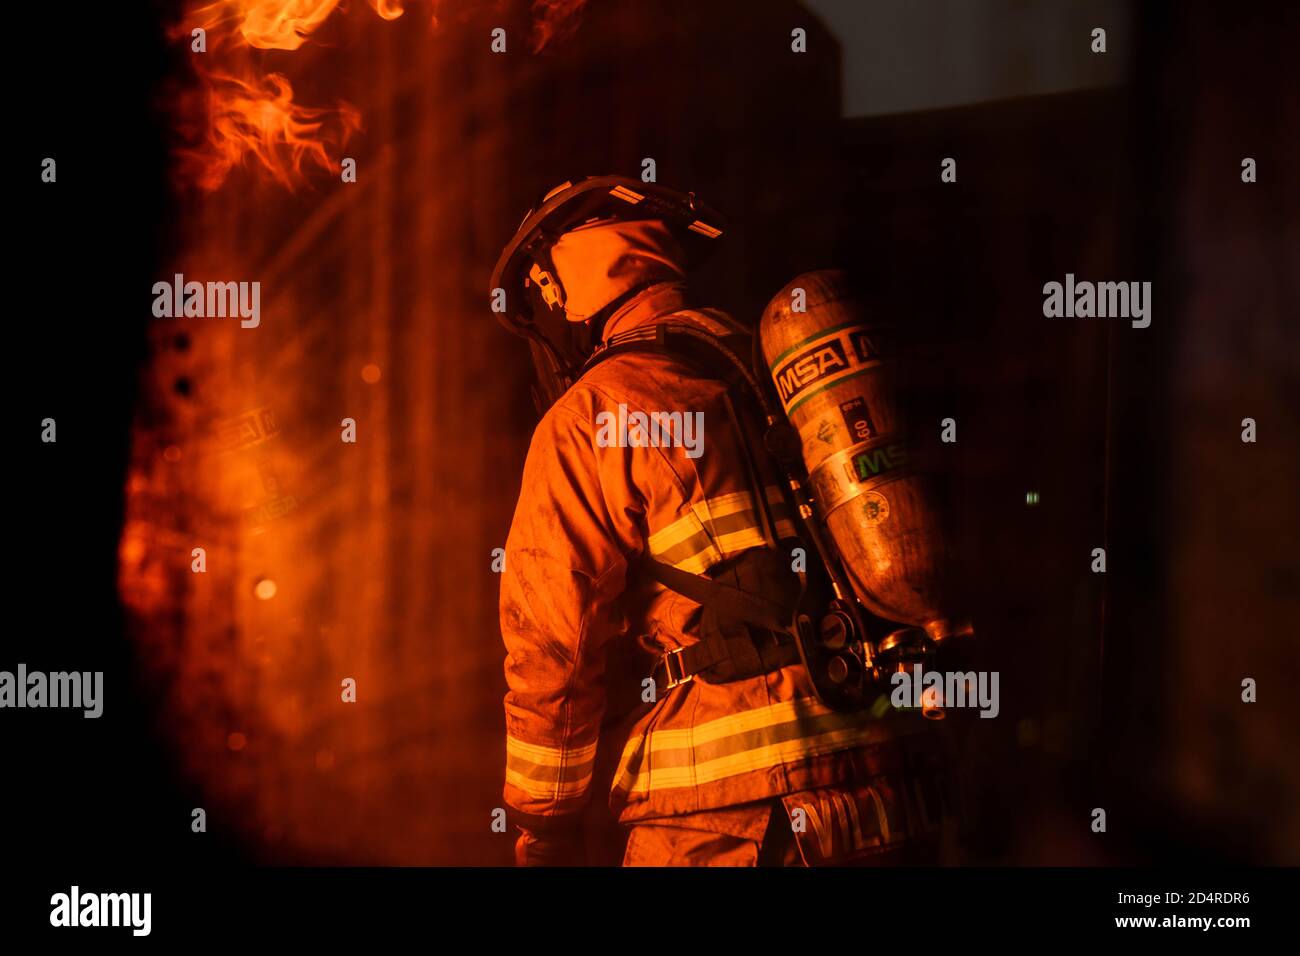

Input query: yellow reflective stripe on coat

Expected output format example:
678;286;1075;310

647;486;797;574
611;698;891;796
505;736;597;800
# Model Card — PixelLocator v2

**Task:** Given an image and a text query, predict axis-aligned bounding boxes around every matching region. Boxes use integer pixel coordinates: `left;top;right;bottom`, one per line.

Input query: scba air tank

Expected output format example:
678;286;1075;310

759;270;970;647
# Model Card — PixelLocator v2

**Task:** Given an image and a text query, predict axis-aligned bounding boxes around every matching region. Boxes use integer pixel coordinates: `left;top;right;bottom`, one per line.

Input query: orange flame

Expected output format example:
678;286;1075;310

184;71;361;191
179;0;365;190
370;0;406;21
531;0;587;52
190;0;345;51
177;0;586;190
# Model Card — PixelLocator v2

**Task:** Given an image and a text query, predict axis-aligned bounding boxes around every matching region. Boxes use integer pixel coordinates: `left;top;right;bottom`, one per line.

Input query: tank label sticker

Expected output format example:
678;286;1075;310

770;325;885;414
850;442;907;482
848;329;882;363
809;440;910;513
861;491;890;523
838;396;876;442
810;464;844;509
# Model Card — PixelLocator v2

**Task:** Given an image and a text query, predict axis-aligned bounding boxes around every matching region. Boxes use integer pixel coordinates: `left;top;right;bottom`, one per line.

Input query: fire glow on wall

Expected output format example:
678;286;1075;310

117;0;588;864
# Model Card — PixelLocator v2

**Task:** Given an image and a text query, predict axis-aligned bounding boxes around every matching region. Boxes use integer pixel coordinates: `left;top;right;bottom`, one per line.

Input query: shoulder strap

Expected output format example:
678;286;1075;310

580;321;752;388
584;321;802;628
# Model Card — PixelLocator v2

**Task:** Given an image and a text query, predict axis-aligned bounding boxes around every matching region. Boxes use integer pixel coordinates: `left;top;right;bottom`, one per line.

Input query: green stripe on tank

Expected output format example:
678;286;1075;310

784;365;879;416
765;321;868;370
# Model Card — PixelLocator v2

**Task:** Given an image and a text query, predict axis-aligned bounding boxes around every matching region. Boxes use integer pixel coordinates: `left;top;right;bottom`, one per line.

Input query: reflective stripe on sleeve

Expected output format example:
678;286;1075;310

647;486;796;574
505;736;597;802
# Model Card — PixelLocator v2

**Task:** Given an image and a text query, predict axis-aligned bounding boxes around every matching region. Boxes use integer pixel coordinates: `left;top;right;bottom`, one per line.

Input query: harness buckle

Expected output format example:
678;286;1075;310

662;647;694;690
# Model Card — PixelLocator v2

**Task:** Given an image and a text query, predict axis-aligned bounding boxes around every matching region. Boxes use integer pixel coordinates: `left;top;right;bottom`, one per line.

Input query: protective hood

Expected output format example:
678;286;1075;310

550;218;688;322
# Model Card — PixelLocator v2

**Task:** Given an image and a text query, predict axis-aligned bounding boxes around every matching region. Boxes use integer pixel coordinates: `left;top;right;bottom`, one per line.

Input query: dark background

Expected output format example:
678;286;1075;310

8;0;1297;885
11;0;210;861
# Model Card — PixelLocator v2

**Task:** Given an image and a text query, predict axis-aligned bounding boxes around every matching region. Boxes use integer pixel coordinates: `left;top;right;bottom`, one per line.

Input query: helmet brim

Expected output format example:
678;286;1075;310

489;175;726;309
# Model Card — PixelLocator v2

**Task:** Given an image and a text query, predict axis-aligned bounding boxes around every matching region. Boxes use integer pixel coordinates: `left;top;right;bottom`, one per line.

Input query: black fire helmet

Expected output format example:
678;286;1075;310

489;175;726;413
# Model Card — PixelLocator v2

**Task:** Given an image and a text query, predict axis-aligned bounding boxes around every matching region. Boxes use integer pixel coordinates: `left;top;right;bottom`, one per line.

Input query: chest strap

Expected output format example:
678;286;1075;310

639;556;802;688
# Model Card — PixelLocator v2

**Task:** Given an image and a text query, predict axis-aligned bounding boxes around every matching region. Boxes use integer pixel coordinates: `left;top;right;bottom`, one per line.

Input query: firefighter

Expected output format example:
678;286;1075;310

490;176;951;866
